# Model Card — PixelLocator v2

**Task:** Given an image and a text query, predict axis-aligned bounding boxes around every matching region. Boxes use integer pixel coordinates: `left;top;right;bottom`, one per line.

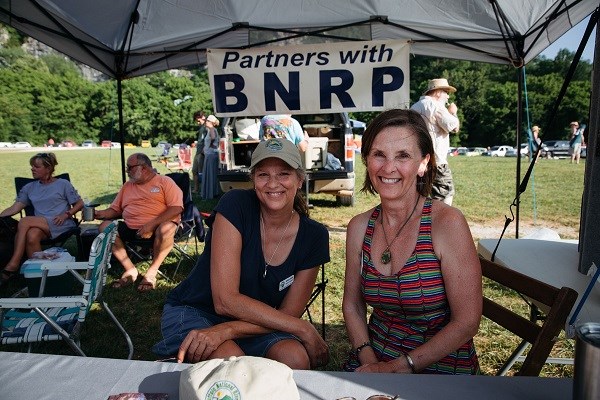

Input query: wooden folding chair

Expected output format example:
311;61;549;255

480;256;577;376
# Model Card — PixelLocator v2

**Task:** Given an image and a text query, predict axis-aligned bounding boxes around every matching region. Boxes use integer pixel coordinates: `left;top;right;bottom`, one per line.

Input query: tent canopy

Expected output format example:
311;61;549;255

1;1;597;79
3;0;600;273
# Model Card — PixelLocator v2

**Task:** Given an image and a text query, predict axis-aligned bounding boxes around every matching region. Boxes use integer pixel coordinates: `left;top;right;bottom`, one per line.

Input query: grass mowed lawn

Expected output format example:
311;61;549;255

0;148;585;376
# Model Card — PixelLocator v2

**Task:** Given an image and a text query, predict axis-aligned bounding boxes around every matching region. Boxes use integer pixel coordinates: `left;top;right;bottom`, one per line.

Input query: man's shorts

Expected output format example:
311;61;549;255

117;221;154;242
431;164;455;201
152;304;299;358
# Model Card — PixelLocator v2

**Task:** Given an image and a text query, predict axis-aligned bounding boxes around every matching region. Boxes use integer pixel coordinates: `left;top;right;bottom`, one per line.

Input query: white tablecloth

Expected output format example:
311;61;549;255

0;351;573;400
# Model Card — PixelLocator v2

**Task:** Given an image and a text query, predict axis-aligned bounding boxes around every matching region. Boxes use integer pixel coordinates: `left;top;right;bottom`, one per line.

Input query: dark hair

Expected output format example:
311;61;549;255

360;109;436;197
132;153;153;167
193;110;206;120
249;167;309;217
30;152;58;174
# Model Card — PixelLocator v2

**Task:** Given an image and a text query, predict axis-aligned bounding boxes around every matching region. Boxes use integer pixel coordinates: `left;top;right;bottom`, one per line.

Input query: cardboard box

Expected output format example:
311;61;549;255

21;250;77;296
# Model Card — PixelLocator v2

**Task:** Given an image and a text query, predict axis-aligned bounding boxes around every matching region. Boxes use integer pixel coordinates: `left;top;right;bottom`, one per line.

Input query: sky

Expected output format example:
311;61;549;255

539;16;596;61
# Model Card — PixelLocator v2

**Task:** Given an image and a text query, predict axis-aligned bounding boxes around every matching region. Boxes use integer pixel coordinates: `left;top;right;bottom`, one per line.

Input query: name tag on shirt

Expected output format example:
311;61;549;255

279;275;294;291
150;186;160;193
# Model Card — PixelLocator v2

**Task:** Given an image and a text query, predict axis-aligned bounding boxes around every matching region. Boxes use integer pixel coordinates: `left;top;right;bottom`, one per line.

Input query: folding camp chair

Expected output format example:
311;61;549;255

480;256;577;376
14;173;84;260
122;172;202;280
303;263;328;339
166;146;193;173
0;221;134;359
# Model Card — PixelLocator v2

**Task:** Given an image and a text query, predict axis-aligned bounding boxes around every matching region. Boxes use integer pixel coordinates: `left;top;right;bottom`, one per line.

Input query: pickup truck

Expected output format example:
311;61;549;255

217;113;361;206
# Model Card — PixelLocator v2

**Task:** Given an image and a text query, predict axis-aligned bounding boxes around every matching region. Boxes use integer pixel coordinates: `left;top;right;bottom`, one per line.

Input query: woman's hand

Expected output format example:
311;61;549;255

53;212;71;226
356;357;410;374
177;326;228;363
297;320;329;368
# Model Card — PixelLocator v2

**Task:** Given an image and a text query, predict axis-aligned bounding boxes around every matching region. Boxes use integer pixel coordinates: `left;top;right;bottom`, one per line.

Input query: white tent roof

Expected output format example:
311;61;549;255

1;0;597;78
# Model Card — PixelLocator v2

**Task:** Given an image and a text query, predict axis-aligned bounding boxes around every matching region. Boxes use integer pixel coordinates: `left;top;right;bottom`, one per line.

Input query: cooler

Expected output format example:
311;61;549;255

303;137;328;169
20;250;77;296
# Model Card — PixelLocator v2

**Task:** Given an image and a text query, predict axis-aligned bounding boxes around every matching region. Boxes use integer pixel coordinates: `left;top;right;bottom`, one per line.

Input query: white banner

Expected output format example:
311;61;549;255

207;40;410;116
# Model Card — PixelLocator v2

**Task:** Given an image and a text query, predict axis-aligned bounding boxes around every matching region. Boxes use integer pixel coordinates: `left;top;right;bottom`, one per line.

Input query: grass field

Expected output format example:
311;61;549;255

0;148;585;376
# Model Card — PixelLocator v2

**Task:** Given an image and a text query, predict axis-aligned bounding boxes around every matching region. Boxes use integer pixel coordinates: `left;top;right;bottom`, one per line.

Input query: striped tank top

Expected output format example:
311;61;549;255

361;198;479;374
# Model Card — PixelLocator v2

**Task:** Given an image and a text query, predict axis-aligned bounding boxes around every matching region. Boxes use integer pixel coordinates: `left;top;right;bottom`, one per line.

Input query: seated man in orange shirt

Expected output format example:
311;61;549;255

96;153;183;291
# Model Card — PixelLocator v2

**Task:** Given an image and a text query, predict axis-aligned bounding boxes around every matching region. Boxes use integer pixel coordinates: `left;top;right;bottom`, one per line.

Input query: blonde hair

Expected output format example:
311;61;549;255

30;152;58;174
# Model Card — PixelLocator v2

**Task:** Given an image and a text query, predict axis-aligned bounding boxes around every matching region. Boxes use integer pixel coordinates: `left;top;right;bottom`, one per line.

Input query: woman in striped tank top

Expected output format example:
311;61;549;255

342;109;481;374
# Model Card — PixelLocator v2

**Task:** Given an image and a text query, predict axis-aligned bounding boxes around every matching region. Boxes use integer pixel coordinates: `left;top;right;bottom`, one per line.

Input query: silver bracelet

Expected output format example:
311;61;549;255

405;353;417;373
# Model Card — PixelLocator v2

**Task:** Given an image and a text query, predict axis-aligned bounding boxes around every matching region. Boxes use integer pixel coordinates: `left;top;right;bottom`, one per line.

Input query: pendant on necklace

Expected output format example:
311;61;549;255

263;263;268;278
381;249;392;264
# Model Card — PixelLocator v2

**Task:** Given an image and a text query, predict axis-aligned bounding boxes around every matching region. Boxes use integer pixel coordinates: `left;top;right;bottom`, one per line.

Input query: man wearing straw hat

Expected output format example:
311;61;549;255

411;78;460;205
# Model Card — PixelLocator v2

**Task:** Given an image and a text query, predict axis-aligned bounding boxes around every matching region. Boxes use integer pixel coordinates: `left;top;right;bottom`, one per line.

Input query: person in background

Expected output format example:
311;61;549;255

191;111;207;194
201;115;221;200
342;109;481;375
153;138;330;369
0;152;83;285
410;78;460;205
530;125;542;162
95;153;183;291
569;121;585;164
259;114;309;152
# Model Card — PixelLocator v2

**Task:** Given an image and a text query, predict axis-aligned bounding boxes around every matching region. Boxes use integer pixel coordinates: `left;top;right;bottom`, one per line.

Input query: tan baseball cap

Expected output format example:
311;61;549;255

179;356;300;400
250;138;302;169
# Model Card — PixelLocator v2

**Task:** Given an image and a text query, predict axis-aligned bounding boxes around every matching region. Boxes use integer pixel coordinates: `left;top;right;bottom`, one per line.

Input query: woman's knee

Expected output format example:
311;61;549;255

25;226;46;245
266;339;310;370
210;340;245;360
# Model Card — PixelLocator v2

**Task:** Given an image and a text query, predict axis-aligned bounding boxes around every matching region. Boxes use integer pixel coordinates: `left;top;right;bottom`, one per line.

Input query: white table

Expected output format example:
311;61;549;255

478;238;600;326
0;352;573;399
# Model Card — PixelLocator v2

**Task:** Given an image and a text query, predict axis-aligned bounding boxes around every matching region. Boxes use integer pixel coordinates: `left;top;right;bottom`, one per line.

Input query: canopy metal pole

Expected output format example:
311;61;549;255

515;65;523;238
117;78;126;184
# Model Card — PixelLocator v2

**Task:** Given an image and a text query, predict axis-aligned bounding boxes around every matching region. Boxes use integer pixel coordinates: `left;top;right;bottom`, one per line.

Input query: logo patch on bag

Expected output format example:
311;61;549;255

279;275;294;291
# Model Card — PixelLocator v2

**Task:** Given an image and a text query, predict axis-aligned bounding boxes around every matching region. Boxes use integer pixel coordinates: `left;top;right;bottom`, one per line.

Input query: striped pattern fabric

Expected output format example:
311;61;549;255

361;198;479;374
1;307;79;344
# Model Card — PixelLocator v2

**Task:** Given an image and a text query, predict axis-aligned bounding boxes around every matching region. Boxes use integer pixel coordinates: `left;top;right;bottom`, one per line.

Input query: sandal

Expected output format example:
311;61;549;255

137;275;157;292
111;270;139;289
0;268;20;286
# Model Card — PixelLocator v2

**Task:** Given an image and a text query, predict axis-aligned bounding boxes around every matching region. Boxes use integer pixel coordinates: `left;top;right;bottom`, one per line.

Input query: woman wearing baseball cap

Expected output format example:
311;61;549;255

154;138;330;369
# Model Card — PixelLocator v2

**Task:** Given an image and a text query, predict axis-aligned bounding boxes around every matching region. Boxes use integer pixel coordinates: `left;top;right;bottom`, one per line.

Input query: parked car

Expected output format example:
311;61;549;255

505;144;529;157
13;141;32;148
110;142;121;148
140;140;151;148
219;112;359;206
101;140;112;147
485;145;513;157
124;143;136;148
540;140;570;158
466;147;487;156
455;146;468;156
81;140;96;147
0;142;13;148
